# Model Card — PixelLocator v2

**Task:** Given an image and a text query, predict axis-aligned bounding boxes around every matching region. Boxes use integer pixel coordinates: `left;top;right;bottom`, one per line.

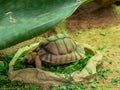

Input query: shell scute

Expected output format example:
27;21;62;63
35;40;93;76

36;34;85;65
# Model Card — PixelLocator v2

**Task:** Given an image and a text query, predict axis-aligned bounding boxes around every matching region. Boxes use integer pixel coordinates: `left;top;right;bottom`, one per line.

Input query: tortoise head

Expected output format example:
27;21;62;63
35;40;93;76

24;52;37;64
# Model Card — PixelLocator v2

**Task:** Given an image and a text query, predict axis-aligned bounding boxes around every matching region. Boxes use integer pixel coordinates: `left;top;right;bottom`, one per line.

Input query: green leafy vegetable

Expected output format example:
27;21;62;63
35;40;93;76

0;50;93;89
100;32;106;36
91;83;97;88
111;78;120;85
97;43;107;50
85;67;92;74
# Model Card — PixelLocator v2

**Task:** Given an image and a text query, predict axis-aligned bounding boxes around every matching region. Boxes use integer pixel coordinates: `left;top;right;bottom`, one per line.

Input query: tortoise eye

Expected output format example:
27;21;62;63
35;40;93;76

24;54;32;63
24;52;37;64
24;58;28;63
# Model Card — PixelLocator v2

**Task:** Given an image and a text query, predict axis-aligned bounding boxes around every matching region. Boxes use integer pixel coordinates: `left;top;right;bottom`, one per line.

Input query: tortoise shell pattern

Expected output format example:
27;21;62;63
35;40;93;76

34;34;85;65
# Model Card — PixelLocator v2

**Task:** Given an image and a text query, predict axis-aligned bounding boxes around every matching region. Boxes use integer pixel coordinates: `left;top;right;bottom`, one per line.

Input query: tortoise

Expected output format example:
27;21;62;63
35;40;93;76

24;34;85;68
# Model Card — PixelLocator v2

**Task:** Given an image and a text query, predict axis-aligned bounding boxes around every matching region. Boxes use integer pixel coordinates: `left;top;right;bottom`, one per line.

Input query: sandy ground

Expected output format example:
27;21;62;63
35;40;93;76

69;26;120;89
66;3;120;89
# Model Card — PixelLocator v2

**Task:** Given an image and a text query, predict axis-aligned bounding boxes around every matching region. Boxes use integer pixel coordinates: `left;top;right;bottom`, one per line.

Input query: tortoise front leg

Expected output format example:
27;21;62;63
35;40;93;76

35;55;42;69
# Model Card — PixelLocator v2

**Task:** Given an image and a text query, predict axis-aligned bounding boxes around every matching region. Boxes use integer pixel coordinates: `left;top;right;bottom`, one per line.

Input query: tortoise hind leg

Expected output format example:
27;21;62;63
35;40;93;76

35;55;42;69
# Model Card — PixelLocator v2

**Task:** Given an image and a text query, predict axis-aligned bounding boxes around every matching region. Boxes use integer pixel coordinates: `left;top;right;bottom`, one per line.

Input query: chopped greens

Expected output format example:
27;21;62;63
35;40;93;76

0;51;93;89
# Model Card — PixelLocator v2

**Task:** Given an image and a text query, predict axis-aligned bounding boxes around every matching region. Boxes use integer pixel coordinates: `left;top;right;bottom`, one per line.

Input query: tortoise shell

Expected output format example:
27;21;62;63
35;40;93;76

34;34;85;65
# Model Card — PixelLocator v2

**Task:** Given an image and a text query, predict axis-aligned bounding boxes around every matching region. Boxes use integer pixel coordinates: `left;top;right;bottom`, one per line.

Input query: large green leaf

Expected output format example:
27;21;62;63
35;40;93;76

0;0;89;50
